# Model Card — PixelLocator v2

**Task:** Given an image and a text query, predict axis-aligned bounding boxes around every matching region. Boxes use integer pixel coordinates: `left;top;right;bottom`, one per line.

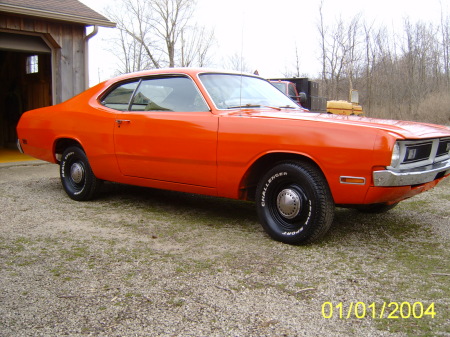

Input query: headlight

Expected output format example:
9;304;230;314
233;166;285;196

390;142;401;168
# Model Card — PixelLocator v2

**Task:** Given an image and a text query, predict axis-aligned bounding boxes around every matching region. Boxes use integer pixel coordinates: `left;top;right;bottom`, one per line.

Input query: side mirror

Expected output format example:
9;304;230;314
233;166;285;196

298;92;307;103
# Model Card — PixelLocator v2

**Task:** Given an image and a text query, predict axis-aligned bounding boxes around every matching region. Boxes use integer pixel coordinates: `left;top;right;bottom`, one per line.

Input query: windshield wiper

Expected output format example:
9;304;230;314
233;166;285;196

228;104;281;111
227;104;260;109
278;105;298;109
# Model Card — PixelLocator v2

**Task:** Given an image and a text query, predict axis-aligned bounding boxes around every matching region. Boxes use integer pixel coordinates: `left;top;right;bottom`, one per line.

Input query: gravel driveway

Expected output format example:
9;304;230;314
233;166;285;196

1;161;449;336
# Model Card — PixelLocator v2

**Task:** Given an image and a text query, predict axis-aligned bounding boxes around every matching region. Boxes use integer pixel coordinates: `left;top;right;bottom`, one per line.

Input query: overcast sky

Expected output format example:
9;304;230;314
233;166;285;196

80;0;448;85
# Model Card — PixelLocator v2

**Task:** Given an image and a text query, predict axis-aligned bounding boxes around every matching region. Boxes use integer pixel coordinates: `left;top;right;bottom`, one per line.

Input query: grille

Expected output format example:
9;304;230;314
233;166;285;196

403;142;433;163
437;138;450;157
391;137;450;170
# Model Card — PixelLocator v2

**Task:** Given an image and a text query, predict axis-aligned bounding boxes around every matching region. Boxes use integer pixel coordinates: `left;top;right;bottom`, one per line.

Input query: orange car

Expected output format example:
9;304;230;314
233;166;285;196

16;68;450;244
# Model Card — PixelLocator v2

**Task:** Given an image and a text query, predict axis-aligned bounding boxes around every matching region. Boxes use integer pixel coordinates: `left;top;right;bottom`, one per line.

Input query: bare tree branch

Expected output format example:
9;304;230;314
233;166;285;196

106;0;215;71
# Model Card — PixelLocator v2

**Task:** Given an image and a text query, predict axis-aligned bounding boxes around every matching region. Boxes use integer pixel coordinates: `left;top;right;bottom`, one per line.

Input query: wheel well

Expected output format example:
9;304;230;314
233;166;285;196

54;138;83;163
240;153;322;201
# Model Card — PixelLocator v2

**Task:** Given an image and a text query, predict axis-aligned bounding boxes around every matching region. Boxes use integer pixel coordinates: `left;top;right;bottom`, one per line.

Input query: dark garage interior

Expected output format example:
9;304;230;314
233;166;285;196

0;45;52;149
0;0;115;160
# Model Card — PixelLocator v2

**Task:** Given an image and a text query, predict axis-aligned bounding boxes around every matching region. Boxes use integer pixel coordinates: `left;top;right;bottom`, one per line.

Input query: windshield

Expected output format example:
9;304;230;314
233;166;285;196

199;73;300;110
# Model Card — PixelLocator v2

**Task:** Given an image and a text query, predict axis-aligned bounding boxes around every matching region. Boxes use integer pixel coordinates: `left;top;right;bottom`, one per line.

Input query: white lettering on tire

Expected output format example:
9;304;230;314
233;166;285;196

261;172;287;207
282;200;312;236
60;152;74;178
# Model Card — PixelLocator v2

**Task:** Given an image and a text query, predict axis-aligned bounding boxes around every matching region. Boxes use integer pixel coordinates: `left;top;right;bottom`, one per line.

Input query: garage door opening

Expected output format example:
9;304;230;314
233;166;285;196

0;33;53;155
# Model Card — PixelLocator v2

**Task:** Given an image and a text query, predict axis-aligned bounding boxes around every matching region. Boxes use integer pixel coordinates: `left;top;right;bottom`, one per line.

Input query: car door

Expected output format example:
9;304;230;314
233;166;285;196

108;75;218;188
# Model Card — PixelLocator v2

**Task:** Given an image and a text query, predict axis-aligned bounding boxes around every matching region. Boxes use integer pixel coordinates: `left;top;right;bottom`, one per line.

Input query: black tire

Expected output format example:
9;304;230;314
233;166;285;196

355;203;399;214
60;146;100;201
255;161;334;244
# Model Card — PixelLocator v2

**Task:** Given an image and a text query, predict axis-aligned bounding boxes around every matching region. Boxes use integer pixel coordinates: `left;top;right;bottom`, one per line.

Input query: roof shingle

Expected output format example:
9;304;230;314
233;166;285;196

0;0;116;27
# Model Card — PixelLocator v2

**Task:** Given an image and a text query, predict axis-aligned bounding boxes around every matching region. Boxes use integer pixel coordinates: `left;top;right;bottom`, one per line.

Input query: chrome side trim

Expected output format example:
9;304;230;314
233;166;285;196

16;139;24;154
374;158;450;186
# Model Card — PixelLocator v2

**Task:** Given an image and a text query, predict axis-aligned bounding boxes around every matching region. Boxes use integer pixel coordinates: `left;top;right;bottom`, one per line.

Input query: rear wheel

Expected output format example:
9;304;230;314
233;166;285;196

60;146;100;201
255;161;334;244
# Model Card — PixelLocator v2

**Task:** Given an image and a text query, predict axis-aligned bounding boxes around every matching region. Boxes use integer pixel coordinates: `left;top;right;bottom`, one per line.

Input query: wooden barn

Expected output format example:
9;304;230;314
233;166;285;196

0;0;115;150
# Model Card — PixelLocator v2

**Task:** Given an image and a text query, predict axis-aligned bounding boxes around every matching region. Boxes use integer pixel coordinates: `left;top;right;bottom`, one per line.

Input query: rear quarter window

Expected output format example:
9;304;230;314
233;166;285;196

101;81;140;111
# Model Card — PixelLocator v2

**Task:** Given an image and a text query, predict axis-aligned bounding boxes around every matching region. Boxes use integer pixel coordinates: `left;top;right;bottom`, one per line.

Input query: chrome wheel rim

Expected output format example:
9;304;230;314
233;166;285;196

70;162;84;184
276;188;301;219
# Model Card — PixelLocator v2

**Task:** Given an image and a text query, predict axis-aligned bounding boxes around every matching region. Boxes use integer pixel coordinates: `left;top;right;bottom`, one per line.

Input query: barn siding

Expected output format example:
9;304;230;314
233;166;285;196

73;27;85;97
0;15;87;103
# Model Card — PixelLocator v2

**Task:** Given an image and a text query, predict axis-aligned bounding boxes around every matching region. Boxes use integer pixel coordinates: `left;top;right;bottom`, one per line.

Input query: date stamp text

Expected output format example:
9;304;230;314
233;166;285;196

321;302;436;319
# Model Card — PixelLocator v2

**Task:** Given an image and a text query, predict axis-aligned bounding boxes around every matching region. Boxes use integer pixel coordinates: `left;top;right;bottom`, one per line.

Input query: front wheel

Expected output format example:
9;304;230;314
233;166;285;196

255;161;335;244
60;146;100;201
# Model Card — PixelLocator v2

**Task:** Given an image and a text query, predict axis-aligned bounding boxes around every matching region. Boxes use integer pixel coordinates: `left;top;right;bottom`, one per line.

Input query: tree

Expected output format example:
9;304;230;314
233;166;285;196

180;25;215;67
317;1;363;100
107;0;215;72
440;3;450;88
316;3;450;124
223;53;252;73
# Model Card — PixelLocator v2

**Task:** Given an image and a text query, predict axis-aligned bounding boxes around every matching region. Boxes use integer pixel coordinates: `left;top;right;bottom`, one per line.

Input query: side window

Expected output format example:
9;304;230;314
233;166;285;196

130;76;209;112
101;81;139;111
288;83;297;98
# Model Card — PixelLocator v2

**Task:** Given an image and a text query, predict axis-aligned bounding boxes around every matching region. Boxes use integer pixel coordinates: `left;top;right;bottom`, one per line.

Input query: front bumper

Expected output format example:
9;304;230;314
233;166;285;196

373;158;450;186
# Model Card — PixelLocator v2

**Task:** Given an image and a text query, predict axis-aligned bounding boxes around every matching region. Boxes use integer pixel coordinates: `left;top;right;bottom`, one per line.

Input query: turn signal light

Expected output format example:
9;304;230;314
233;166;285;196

340;177;366;185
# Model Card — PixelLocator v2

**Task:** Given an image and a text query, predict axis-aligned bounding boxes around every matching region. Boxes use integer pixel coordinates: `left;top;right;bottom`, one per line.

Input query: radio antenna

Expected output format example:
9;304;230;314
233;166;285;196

239;12;245;108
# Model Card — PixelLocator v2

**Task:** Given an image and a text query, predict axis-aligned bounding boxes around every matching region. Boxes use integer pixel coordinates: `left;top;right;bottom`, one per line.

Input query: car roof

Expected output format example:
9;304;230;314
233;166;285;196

105;68;259;84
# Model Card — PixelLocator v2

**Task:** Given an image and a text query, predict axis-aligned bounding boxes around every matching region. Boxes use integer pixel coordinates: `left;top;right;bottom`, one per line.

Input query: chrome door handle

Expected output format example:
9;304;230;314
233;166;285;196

115;120;131;127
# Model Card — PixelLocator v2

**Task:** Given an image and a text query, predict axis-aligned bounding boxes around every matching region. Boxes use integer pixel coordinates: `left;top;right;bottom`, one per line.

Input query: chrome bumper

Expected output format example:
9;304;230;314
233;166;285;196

17;139;24;154
373;158;450;186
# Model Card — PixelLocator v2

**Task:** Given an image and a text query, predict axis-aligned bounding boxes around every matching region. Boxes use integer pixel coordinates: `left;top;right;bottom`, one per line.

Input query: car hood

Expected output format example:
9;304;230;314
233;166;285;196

226;109;450;139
